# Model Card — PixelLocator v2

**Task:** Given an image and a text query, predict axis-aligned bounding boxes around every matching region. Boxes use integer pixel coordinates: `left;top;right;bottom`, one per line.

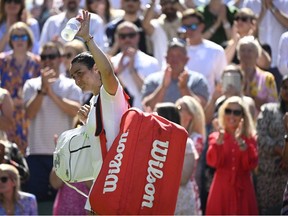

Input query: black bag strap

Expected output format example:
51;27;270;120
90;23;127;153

94;95;107;157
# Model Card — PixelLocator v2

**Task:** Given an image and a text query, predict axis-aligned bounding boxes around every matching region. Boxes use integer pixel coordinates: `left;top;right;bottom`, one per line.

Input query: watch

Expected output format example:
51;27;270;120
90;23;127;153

37;88;46;95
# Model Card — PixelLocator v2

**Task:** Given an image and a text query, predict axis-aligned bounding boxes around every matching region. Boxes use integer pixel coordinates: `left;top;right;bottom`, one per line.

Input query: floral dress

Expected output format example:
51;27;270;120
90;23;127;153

0;53;40;153
247;68;278;106
256;103;288;214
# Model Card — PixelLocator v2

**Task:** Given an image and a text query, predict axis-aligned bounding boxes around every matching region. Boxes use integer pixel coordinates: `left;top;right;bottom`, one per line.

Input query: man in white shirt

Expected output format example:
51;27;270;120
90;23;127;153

110;21;160;109
181;9;227;94
39;0;107;51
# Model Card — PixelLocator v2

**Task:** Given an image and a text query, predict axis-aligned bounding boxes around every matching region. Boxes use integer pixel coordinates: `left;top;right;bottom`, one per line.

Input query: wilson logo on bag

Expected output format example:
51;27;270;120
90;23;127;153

89;108;187;215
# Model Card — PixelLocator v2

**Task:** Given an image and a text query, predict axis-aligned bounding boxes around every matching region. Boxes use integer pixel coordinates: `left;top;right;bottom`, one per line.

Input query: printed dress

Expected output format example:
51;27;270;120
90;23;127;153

256;103;288;214
0;53;40;153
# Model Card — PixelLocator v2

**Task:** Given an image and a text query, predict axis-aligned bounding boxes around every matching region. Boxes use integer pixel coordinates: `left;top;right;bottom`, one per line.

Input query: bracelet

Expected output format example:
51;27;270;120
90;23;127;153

85;35;93;44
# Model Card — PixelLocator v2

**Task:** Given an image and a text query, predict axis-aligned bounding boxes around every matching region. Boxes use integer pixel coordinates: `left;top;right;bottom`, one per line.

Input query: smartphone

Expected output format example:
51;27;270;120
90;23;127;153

222;72;242;93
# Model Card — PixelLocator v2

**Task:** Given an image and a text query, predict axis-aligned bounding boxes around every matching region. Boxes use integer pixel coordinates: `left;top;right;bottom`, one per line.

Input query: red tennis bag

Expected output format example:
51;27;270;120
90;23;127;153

89;108;188;214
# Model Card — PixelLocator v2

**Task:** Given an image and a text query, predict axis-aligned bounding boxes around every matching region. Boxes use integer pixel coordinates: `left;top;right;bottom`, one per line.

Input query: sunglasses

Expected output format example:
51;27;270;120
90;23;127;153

234;16;250;22
181;23;199;31
4;0;21;4
40;54;60;61
11;34;28;42
118;32;137;40
224;108;242;116
63;53;73;59
0;176;9;183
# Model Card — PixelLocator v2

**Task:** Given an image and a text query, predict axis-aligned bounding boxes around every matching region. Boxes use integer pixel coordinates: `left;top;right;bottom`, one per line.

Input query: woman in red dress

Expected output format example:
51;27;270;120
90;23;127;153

205;96;258;215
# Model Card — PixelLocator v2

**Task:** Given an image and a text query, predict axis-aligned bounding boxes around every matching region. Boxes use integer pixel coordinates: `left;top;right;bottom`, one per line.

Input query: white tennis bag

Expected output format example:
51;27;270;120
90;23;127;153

53;125;103;183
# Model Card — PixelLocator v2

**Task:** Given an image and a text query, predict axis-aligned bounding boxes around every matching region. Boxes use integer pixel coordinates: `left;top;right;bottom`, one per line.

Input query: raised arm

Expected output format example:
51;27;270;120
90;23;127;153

77;11;118;95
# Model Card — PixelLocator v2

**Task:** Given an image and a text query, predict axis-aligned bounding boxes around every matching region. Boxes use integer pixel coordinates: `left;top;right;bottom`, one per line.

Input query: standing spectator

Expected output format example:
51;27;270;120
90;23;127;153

0;88;13;141
22;41;82;214
225;7;271;70
0;164;37;215
85;0;124;25
181;8;227;93
205;96;258;215
142;39;209;111
237;36;278;112
243;0;288;91
110;21;160;109
256;75;288;215
175;95;205;215
0;0;40;54
142;0;185;67
278;31;288;76
197;0;237;47
69;11;130;211
39;0;107;51
0;22;41;154
105;0;150;56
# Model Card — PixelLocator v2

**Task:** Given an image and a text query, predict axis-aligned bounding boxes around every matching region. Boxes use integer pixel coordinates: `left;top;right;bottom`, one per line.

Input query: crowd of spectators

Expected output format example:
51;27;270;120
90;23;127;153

1;0;288;215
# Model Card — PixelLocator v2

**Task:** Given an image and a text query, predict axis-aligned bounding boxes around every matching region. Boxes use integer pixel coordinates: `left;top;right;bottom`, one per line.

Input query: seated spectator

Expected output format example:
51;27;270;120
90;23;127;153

0;0;40;54
110;21;160;109
0;163;37;215
142;39;209;111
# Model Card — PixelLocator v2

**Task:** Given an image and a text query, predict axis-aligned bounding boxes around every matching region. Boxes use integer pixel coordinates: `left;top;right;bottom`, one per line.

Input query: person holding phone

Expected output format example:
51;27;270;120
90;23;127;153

205;64;256;128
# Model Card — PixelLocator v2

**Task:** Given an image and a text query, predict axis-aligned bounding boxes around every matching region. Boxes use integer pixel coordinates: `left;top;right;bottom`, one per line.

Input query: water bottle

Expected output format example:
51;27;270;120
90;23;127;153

61;17;81;42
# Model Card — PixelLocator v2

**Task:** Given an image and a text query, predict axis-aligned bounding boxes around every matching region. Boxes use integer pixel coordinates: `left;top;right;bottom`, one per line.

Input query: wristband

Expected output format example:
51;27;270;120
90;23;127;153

85;35;94;44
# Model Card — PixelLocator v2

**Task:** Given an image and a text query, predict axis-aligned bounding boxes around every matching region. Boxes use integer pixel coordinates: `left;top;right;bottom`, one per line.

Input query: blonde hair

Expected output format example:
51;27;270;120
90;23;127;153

176;96;206;138
0;164;20;203
218;96;255;137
